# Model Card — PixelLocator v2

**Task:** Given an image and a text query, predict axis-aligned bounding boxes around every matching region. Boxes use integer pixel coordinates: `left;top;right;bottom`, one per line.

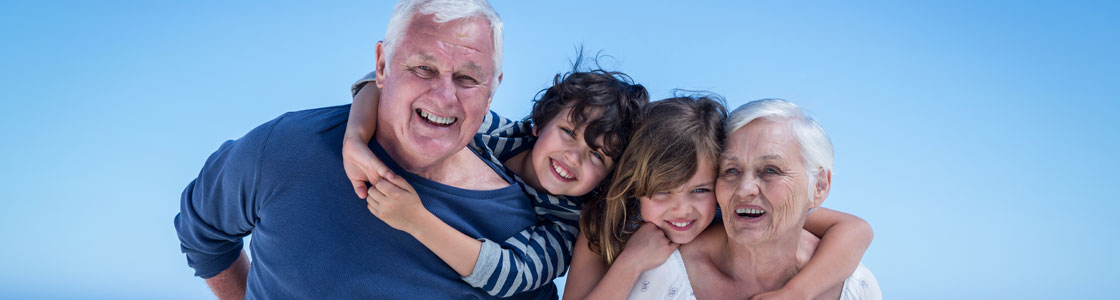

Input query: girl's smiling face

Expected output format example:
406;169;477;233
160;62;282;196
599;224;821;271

639;156;718;244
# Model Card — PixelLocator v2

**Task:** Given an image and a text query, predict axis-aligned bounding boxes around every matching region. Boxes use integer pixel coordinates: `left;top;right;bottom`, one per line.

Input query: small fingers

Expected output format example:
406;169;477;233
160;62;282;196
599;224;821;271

351;180;370;199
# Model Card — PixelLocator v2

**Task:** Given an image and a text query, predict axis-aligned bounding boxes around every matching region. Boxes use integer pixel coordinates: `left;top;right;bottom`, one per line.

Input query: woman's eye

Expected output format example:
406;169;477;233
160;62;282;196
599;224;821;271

762;167;781;175
722;168;740;176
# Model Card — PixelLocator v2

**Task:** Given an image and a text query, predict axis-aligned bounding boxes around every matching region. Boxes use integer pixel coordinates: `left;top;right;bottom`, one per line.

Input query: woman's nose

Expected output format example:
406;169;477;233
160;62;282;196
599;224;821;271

735;176;760;199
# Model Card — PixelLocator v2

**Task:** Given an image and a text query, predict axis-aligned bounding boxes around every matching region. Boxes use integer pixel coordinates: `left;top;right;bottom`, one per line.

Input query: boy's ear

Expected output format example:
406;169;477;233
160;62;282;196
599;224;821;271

811;168;831;208
374;41;387;88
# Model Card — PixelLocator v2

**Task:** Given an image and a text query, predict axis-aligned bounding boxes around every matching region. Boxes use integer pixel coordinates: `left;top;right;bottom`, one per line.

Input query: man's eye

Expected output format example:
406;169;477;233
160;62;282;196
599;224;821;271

455;75;479;85
411;66;435;78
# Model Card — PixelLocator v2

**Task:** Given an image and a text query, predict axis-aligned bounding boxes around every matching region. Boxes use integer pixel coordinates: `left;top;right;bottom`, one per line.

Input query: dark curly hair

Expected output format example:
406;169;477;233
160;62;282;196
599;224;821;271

526;55;649;198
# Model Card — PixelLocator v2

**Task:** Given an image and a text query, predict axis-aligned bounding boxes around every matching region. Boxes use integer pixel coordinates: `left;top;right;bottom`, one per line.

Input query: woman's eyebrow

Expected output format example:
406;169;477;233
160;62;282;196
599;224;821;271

759;154;782;161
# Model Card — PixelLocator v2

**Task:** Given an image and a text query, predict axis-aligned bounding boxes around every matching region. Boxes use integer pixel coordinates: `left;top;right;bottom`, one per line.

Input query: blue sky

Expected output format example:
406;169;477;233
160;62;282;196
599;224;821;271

1;0;1117;298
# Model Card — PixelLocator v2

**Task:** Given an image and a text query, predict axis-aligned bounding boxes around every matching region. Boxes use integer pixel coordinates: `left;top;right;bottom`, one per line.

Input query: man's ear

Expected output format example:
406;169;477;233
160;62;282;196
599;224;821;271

374;41;387;88
811;168;831;208
487;72;503;106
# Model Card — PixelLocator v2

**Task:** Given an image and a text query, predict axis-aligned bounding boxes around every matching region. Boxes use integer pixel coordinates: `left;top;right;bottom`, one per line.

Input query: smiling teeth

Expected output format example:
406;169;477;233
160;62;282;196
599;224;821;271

552;160;573;179
671;221;692;228
419;110;456;125
736;208;766;214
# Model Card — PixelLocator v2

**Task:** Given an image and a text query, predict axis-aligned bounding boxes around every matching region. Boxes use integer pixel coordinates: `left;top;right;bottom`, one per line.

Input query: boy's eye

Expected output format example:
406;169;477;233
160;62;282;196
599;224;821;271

561;127;575;138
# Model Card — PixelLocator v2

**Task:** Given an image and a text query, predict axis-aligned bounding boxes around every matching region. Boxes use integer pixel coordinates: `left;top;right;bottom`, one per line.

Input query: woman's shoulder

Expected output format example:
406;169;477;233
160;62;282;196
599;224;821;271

839;263;882;300
680;222;725;258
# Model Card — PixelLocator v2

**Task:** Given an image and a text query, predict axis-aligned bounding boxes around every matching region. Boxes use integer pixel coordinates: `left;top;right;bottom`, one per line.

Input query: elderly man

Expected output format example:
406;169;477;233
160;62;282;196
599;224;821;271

174;0;558;298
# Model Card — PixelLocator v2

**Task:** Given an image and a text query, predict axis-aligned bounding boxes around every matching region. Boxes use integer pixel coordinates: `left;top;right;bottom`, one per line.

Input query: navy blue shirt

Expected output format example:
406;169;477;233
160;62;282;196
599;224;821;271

175;105;557;299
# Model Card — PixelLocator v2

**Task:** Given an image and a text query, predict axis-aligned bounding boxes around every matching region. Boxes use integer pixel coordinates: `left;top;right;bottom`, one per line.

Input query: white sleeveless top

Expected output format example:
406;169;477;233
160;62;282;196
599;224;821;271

627;250;696;299
626;250;881;300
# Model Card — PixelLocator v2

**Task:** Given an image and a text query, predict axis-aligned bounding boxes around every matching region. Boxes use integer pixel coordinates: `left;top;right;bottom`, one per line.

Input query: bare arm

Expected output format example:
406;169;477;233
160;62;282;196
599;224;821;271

343;81;389;199
563;224;677;300
204;250;250;300
562;234;608;300
768;207;873;299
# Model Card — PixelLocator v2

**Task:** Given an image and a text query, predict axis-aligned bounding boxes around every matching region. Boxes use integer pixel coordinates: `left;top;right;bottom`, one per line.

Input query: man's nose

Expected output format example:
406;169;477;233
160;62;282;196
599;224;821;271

430;75;456;106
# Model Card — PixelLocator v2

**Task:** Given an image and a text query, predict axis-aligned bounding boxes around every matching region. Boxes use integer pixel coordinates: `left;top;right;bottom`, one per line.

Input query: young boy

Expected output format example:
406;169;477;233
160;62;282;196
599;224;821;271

344;66;649;297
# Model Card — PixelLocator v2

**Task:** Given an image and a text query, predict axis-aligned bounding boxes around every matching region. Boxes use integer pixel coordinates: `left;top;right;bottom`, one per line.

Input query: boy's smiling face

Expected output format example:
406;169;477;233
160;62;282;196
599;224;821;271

529;106;613;197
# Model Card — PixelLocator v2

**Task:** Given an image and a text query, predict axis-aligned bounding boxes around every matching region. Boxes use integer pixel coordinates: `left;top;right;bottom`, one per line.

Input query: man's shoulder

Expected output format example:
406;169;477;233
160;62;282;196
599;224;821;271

268;105;350;135
230;105;349;169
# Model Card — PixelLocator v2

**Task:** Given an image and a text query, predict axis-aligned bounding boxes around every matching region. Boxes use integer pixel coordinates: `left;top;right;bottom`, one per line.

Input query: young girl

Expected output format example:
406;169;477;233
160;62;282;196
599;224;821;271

563;96;873;299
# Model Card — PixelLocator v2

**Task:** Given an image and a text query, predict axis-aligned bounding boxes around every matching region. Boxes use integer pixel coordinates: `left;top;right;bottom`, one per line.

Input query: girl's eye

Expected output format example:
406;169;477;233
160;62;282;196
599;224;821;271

692;188;712;193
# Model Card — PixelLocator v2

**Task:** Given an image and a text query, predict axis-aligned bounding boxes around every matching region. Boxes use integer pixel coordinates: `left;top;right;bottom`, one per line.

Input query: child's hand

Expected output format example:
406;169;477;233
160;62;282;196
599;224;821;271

343;134;391;199
365;172;429;233
616;222;678;273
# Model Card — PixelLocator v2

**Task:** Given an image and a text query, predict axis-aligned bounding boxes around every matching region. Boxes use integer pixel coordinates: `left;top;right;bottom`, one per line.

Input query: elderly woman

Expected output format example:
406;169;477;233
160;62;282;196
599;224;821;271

680;99;881;299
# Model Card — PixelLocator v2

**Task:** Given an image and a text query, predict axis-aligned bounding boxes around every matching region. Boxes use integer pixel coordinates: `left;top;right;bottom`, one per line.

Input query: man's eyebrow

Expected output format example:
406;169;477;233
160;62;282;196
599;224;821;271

462;61;483;75
414;51;436;62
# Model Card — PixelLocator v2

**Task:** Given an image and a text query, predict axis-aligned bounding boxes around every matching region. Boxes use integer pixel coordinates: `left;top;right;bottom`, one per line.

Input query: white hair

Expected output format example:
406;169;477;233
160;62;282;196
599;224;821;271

383;0;504;83
725;99;834;203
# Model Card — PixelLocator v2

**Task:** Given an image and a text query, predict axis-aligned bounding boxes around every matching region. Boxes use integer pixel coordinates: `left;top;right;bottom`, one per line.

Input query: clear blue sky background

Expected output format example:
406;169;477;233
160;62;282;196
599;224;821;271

1;0;1117;299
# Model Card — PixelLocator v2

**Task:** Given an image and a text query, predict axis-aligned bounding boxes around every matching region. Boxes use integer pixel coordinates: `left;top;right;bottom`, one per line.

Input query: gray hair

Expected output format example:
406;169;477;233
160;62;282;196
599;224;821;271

725;99;834;202
383;0;504;83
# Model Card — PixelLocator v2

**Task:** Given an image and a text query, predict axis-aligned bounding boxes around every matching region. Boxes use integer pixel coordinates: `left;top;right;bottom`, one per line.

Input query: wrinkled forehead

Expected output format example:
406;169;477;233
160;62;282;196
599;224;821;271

723;119;800;164
401;14;495;64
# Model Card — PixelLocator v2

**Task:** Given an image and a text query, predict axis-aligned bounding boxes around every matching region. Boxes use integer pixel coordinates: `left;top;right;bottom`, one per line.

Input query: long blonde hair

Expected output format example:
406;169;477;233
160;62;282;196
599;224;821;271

579;95;727;265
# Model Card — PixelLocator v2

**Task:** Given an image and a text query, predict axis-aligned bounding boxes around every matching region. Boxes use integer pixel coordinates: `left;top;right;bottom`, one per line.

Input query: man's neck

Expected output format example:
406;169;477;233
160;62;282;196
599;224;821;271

377;136;508;190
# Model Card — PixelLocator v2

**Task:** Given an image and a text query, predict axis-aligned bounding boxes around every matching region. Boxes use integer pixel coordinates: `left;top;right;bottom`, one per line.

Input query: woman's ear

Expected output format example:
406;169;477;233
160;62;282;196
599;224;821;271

811;168;831;208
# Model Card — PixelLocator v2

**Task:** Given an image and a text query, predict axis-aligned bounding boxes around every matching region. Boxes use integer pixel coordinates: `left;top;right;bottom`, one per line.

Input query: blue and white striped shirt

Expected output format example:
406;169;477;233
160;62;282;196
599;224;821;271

354;74;581;297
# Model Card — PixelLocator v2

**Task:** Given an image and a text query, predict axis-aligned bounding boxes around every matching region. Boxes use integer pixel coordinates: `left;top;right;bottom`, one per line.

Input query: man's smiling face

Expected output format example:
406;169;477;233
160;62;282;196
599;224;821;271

374;13;499;172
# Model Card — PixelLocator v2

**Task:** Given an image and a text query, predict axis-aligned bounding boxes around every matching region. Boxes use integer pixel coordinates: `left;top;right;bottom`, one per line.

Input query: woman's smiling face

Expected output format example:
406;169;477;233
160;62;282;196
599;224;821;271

639;156;718;245
716;119;816;244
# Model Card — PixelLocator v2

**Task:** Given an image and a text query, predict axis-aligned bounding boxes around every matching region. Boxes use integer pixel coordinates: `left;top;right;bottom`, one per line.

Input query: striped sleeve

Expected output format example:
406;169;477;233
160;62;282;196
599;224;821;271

464;127;582;297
